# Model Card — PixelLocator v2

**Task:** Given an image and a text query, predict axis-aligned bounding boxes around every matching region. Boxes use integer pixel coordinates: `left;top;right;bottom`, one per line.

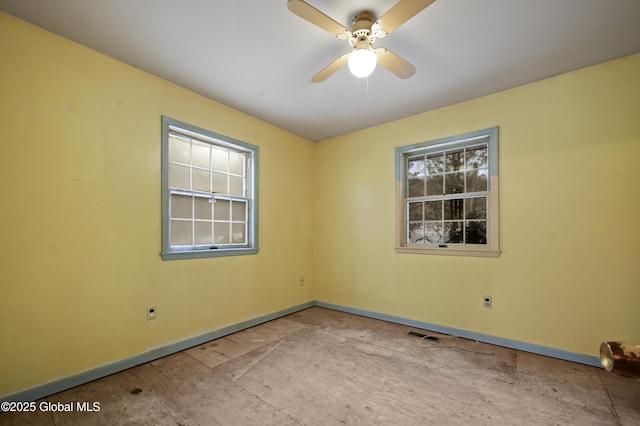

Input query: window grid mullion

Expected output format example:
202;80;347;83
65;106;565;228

209;144;213;194
422;154;427;197
213;200;220;244
191;195;195;246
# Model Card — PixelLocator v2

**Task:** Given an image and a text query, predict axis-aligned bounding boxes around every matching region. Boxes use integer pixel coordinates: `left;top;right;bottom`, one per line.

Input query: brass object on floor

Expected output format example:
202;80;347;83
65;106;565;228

600;341;640;378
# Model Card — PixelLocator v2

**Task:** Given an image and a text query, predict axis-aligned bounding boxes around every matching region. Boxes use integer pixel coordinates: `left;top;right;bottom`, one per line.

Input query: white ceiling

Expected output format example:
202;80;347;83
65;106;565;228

2;0;640;141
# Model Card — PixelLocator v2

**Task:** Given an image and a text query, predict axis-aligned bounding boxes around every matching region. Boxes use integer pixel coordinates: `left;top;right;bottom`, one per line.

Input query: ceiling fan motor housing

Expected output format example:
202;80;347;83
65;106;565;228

348;11;376;48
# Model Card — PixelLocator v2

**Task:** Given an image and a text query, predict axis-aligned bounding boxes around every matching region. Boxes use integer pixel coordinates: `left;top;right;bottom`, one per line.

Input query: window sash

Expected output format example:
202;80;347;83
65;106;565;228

167;131;250;198
169;190;251;250
405;195;488;245
395;127;499;257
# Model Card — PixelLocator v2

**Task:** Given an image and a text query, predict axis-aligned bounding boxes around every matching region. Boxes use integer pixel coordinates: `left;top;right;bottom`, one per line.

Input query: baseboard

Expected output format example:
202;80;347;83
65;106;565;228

1;298;602;403
0;301;315;403
315;300;602;368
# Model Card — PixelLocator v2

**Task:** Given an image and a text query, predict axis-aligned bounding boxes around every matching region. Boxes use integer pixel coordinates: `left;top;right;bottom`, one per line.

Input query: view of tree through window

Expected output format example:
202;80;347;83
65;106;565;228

406;143;489;245
396;127;499;256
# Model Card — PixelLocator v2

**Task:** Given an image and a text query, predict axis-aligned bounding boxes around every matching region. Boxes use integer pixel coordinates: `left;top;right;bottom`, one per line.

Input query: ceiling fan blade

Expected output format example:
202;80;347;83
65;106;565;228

287;0;350;38
311;53;350;83
374;0;437;37
375;48;416;79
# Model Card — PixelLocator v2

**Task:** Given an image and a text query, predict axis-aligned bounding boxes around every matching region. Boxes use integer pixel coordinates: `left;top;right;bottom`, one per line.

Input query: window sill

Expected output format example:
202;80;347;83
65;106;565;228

161;247;259;261
394;246;500;258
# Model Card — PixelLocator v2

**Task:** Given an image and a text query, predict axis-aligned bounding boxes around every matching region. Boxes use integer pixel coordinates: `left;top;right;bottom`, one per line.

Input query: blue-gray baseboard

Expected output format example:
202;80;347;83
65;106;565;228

1;300;601;403
1;301;315;403
314;301;601;368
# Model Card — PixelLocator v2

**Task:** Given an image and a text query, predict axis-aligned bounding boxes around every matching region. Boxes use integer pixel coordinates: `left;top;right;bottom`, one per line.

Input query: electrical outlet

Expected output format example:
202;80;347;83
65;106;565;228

147;306;157;320
483;296;492;308
299;277;305;286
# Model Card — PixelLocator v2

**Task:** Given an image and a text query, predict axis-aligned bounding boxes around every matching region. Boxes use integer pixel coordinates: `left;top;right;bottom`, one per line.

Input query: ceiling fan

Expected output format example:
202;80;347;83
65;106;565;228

287;0;437;82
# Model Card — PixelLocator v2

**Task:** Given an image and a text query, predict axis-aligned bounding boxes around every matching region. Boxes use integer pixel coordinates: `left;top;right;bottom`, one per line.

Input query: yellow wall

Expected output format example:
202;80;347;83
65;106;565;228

315;52;640;356
0;13;314;396
2;10;639;398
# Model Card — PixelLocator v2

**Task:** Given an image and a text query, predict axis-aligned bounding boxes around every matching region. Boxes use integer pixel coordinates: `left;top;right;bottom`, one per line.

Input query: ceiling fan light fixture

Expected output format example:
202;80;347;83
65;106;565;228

348;48;377;78
288;0;433;82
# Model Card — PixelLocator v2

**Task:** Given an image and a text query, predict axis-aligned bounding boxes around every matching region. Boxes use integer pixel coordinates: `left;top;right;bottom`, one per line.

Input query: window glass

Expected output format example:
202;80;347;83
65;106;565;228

214;199;231;221
194;197;211;220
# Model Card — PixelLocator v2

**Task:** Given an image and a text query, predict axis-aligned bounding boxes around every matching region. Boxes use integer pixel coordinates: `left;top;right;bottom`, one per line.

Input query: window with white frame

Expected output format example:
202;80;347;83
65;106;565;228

395;127;499;257
161;117;259;260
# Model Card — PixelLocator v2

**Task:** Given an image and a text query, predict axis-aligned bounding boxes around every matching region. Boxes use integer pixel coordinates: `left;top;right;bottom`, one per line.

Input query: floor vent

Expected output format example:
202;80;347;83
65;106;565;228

408;331;441;342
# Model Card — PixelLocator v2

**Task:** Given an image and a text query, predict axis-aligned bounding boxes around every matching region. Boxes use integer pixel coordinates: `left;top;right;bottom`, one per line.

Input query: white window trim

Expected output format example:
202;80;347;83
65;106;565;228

161;116;259;260
395;127;500;257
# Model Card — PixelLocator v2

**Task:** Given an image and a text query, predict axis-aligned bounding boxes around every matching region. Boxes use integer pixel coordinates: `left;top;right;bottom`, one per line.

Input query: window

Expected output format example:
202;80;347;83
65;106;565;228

395;127;499;257
161;117;259;260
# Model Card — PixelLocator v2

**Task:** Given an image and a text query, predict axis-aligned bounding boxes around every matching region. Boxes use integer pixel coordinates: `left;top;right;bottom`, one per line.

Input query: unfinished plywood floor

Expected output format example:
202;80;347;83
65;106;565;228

1;307;639;426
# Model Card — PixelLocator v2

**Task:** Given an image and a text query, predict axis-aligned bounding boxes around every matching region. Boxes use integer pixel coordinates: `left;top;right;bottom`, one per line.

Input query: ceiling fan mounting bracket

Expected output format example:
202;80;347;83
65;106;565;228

350;11;374;29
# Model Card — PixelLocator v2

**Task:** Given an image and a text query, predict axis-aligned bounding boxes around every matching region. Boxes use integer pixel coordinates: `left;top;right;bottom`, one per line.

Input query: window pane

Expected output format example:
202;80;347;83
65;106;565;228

171;194;192;219
212;147;228;172
192;168;210;192
169;164;190;189
194;221;212;245
408;178;425;197
444;222;463;243
466;169;488;192
445;150;464;172
229;176;244;197
192;143;210;168
445;172;464;194
444;199;464;220
408;222;424;244
426;153;444;174
408;201;423;221
466;221;487;244
214;222;230;244
169;136;190;164
214;199;231;221
424;222;442;243
407;157;425;177
426;175;443;196
229;151;245;175
232;200;247;222
194;197;212;220
171;220;192;246
212;172;228;194
424;200;442;220
466;145;488;169
465;197;487;220
232;223;246;244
